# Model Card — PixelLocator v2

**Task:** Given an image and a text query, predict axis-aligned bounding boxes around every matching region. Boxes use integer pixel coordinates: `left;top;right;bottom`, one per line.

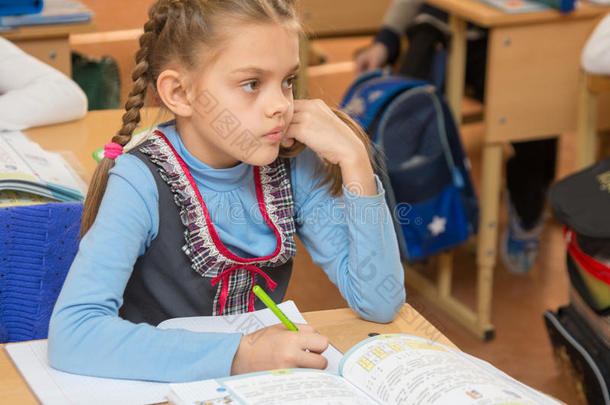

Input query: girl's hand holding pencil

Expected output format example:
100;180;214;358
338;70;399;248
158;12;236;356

230;323;329;375
231;286;329;375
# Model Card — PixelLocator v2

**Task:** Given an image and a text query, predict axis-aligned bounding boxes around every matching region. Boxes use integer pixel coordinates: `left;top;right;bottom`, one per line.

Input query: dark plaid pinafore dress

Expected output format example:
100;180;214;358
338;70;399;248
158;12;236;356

119;130;297;325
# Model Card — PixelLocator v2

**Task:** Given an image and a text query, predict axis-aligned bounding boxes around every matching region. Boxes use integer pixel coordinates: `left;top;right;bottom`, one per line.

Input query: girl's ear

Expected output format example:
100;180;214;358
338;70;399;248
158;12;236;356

156;69;192;117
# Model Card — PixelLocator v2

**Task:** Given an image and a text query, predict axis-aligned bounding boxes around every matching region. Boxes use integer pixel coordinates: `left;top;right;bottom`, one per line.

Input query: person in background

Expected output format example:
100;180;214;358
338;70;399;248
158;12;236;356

355;0;557;274
582;13;610;75
582;13;610;160
0;37;87;131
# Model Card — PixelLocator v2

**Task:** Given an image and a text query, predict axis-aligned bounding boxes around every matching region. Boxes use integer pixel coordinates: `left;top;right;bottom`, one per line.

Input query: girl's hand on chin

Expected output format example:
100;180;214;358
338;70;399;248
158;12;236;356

282;99;367;167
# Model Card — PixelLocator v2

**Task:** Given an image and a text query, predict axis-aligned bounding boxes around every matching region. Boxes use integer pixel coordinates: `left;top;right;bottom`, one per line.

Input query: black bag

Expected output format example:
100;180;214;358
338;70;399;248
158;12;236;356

71;52;121;111
545;158;610;405
544;306;609;405
550;158;610;315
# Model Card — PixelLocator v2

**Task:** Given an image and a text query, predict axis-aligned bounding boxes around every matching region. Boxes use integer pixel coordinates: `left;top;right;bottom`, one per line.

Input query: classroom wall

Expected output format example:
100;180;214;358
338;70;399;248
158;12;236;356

71;1;150;106
79;1;149;32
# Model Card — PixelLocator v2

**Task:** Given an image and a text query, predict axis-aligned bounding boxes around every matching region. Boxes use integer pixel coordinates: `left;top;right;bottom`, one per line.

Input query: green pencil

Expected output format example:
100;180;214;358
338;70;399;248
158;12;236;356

252;285;299;331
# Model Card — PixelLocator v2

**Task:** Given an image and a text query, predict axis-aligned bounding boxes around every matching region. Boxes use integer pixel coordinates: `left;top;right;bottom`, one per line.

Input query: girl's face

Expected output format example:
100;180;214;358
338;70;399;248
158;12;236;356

181;22;300;169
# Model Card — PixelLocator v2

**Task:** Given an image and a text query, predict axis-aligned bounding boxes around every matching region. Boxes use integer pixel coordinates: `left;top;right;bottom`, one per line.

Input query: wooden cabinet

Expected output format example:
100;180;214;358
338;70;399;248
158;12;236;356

1;22;94;76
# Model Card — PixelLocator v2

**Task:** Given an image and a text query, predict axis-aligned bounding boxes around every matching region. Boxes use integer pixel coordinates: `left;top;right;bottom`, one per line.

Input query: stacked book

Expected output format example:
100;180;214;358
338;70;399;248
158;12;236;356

0;0;92;28
480;0;576;13
0;131;86;207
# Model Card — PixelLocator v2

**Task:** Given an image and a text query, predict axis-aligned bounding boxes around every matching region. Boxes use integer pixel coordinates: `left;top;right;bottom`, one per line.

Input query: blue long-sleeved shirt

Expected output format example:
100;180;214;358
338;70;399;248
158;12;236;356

48;122;405;382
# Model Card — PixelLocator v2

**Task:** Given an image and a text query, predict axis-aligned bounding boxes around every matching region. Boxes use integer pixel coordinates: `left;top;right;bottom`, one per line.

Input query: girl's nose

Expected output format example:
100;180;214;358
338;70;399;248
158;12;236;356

265;89;291;118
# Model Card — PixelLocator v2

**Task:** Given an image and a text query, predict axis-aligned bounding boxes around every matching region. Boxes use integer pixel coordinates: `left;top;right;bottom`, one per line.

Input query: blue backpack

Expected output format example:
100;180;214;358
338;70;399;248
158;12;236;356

340;69;478;261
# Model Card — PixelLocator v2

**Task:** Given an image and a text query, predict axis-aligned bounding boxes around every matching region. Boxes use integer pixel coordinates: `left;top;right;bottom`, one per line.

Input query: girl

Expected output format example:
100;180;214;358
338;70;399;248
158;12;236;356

48;0;405;382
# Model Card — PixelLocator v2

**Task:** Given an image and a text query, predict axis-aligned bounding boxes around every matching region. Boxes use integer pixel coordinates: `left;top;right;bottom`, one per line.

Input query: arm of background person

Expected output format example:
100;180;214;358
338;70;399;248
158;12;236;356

0;37;87;131
356;0;423;72
582;14;610;76
377;0;424;65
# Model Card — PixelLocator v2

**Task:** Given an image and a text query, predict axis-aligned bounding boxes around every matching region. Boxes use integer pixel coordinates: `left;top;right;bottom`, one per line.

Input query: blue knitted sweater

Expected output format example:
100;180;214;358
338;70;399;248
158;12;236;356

0;203;82;343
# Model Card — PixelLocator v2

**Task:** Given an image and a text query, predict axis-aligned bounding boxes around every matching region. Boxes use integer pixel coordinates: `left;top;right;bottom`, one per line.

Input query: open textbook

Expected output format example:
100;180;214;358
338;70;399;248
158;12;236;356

0;131;86;204
168;333;562;405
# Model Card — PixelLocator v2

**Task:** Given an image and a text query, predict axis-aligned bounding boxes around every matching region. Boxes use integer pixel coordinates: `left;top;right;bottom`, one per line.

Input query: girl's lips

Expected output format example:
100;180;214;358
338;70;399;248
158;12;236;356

264;131;283;142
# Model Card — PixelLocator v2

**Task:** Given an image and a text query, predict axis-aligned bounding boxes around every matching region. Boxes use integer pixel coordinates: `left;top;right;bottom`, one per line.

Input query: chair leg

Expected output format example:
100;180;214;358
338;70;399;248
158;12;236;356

446;15;467;124
475;143;503;339
437;251;453;299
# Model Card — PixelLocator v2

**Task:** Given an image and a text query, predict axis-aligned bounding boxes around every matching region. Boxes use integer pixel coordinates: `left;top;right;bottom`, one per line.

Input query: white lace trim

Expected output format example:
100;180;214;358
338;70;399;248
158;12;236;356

259;165;287;263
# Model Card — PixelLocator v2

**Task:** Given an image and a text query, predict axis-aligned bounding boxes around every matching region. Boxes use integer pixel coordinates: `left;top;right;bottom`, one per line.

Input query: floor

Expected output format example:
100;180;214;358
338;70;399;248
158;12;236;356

70;3;603;402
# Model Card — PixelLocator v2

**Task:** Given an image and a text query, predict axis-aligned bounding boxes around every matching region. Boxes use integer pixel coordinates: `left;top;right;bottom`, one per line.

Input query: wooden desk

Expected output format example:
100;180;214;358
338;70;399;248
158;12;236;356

295;1;391;97
0;303;455;404
411;0;610;339
24;108;169;180
1;22;94;76
298;0;391;38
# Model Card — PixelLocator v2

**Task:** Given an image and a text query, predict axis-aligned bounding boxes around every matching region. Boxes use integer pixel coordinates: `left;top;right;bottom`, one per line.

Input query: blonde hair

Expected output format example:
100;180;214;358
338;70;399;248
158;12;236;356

81;0;375;236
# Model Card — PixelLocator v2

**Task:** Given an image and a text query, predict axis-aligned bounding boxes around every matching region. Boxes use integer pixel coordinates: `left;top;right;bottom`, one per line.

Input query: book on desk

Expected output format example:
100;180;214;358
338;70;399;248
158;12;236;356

0;0;42;18
0;131;86;206
0;0;92;29
168;334;563;405
479;0;576;13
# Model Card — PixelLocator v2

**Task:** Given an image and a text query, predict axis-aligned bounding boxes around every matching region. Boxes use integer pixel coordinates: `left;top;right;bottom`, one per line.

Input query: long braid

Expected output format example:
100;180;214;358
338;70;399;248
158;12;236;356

80;6;168;236
115;11;164;143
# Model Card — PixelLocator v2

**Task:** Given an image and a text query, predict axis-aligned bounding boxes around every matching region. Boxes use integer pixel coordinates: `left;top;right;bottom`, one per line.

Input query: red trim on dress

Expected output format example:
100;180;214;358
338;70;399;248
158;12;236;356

153;130;282;264
211;265;278;315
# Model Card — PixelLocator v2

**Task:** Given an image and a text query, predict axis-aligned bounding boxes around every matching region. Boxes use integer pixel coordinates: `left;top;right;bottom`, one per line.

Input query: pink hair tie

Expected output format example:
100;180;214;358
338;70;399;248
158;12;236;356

104;142;124;159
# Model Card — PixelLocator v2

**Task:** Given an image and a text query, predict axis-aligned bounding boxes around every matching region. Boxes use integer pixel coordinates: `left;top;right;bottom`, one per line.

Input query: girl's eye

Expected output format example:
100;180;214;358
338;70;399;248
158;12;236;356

241;80;259;93
283;76;296;89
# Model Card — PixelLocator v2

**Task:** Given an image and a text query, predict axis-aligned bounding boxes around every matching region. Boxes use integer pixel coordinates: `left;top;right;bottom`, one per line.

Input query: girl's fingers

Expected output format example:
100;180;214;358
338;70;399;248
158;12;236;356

292;99;325;115
295;329;330;369
288;110;307;125
281;123;299;147
280;137;295;148
296;351;328;370
296;328;329;353
284;122;304;142
292;99;309;109
302;333;329;354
